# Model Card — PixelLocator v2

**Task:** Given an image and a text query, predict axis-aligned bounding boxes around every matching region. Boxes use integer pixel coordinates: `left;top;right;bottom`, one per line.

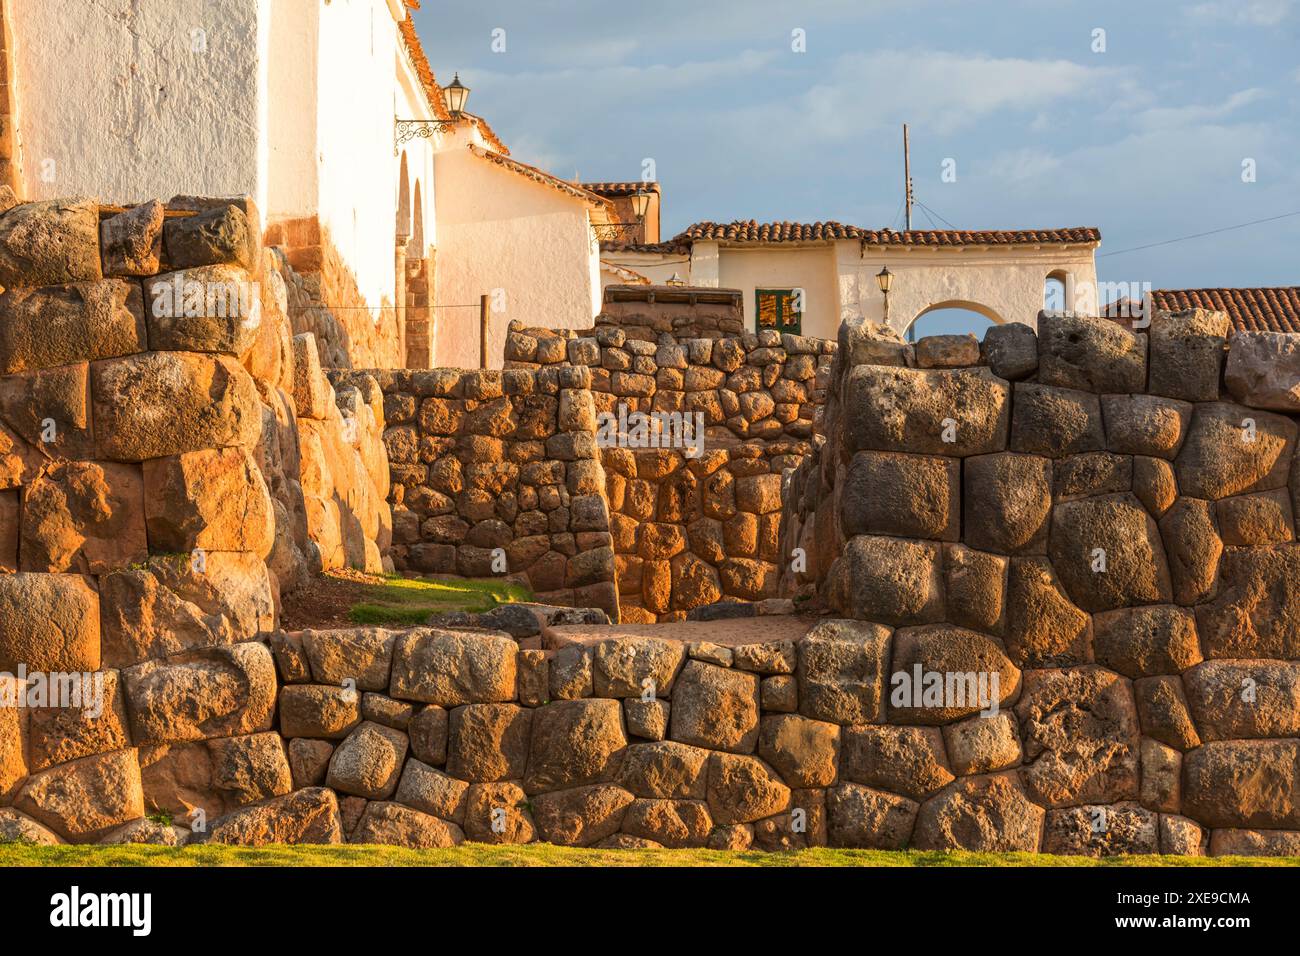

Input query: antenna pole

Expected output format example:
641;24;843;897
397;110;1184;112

903;123;913;231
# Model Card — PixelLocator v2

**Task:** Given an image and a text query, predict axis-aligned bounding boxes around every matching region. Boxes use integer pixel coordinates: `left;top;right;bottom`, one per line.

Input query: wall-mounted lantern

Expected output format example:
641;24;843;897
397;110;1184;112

395;73;469;155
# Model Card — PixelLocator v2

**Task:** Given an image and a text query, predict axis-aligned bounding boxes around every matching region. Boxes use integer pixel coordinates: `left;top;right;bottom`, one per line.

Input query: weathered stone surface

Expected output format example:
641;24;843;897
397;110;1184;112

1140;737;1181;812
1149;308;1231;402
99;819;182;845
706;752;791;824
389;629;517;705
0;198;102;288
942;712;1021;775
447;704;531;782
1132;456;1177;517
1195;544;1300;659
1049;492;1172;612
278;685;362;740
205;787;342;845
670;660;759;753
706;823;753;851
101;200;163;276
91;352;261;461
463;781;536;844
732;641;796;675
983;322;1038;380
888;624;1020;724
844;365;1009;457
830;535;944;625
15;749;144;841
325;721;408;799
963;453;1051;554
142;447;274;555
98;553;274;669
532;785;634;846
1183;660;1300;740
757;714;839;788
350;801;464;847
1042;803;1158;857
915;773;1043;851
123;642;276;744
617;741;709;799
164;202;253;269
1053;451;1132;498
916;333;978;368
841;451;959;541
1102;393;1191;459
1183;740;1300;828
1217;489;1294;546
838;317;912;368
0;281;143;376
1159;497;1222;606
1225;330;1300;410
1016;666;1139;807
548;645;593;700
1210;828;1300;857
1160;814;1206;855
394;759;469;822
624;698;668;740
206;732;293;807
302;628;394;691
288;738;334;789
0;808;62;845
1038;313;1146;393
942;545;1006;635
1174;401;1295;500
621;798;712;847
0;673;27;801
143;264;260;354
0;572;100;673
408;705;449;765
797;618;892;725
592;637;685;697
842;725;953;798
1092;605;1202;678
1133;676;1200;751
825;783;918;849
1010;382;1105;458
1004;557;1091;667
525;698;626;793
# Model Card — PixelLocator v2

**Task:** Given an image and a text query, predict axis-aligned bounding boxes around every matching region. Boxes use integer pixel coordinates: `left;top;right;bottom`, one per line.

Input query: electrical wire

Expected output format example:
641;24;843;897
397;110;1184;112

1098;210;1300;258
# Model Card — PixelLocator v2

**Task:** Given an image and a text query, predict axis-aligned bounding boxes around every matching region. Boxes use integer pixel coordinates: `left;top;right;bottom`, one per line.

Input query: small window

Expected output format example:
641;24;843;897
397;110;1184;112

755;288;801;335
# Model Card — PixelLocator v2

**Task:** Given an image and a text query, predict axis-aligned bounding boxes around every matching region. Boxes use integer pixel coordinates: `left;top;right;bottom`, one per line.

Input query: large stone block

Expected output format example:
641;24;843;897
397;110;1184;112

1101;393;1191;459
825;782;918;849
446;703;531;782
963;453;1051;554
670;660;760;753
841;725;952;799
1092;605;1202;678
1004;557;1091;668
100;199;163;276
1048;492;1172;612
350;801;464;848
122;641;276;744
0;365;92;469
1195;544;1300;659
0;279;144;374
325;721;408;799
912;773;1043;852
142;447;274;556
14;748;144;842
301;627;395;691
277;685;362;740
205;787;342;845
757;714;840;788
1015;666;1139;807
887;624;1020;724
0;198;102;288
388;629;517;705
524;698;627;793
0;673;28;802
1133;675;1200;751
91;352;262;461
616;741;710;799
942;545;1007;635
1148;308;1231;402
1174;401;1295;500
19;461;147;573
705;752;791;824
0;572;100;672
1182;740;1300;828
143;264;260;355
1038;313;1146;393
796;618;892;725
829;534;944;625
1225;330;1300;410
592;637;685;697
1158;497;1222;606
843;365;1009;457
1183;660;1300;740
1042;803;1158;857
163;203;253;270
982;322;1038;380
841;451;959;541
26;669;130;772
531;784;634;847
98;553;274;668
1009;382;1105;458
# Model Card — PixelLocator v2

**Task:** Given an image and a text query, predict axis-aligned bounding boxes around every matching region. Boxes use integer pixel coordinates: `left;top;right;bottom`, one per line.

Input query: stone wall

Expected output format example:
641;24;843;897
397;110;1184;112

369;364;620;621
775;311;1300;854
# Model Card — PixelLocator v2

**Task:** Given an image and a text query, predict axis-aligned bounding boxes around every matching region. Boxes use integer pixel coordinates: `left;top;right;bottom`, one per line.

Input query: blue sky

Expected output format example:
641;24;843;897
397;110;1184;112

417;0;1299;301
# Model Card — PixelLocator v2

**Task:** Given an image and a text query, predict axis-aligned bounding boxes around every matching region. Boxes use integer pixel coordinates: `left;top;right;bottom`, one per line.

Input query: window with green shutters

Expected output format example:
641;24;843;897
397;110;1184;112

755;288;801;335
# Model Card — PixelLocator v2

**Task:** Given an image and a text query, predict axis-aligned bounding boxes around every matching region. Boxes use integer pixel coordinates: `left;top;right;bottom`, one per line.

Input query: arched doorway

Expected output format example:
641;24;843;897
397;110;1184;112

394;153;411;367
1044;270;1071;313
405;180;434;368
905;300;1003;342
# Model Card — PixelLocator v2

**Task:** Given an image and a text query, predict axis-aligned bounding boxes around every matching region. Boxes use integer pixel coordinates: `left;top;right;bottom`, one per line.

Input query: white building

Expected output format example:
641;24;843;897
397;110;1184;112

601;221;1102;339
1;0;612;369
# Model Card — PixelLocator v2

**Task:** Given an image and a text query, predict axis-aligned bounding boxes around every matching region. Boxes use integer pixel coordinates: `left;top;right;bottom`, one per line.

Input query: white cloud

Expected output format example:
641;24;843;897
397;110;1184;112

1187;0;1293;25
1134;88;1269;131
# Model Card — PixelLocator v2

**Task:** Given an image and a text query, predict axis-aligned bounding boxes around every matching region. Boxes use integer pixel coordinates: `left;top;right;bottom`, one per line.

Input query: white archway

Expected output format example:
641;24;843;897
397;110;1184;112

905;299;1004;341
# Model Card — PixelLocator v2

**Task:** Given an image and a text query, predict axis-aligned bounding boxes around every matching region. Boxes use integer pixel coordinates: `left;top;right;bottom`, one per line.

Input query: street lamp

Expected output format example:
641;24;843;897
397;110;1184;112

630;185;651;220
666;272;685;286
395;73;470;154
876;265;893;328
596;183;652;243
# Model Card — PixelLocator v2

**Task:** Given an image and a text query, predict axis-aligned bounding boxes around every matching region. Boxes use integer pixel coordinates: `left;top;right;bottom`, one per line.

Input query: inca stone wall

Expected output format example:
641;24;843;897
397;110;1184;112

370;364;620;621
776;311;1300;855
505;320;834;621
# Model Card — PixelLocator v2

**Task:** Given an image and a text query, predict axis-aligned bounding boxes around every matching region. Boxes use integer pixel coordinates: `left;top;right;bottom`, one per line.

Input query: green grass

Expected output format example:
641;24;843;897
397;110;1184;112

348;574;533;625
1;843;1296;868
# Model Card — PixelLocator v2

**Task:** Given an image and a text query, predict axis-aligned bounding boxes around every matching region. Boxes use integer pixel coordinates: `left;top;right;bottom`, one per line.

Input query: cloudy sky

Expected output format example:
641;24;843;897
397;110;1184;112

416;0;1299;295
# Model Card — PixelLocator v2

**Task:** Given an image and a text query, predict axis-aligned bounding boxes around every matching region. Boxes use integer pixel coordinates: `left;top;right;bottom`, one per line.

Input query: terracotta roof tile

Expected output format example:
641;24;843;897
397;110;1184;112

581;182;661;197
1151;287;1300;334
672;220;1100;246
468;145;612;210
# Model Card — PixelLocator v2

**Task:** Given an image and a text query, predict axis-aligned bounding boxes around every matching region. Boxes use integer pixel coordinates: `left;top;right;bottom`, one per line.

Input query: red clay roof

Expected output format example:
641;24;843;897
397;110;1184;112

468;145;613;211
1151;288;1300;334
673;220;1100;246
581;182;661;197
